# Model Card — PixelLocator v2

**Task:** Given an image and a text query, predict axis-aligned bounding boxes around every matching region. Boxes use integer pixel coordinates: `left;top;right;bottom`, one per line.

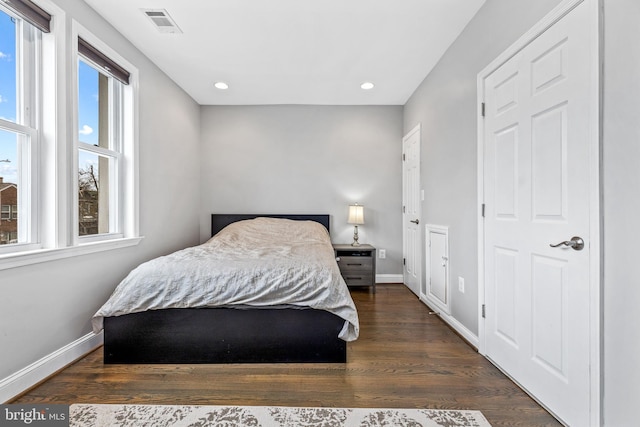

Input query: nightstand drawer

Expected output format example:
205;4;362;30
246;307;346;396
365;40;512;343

343;273;374;287
336;256;373;273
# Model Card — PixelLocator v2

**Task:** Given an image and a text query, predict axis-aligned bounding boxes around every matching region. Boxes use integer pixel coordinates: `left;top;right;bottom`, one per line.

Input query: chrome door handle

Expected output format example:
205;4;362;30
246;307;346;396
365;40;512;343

550;236;584;251
410;219;420;225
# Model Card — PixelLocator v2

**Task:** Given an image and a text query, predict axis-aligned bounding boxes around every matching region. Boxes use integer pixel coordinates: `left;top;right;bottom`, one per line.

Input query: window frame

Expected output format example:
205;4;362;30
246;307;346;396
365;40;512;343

71;22;139;247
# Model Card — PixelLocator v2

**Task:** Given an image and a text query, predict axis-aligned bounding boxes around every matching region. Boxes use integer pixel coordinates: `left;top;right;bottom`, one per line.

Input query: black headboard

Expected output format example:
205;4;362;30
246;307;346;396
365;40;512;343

211;214;331;237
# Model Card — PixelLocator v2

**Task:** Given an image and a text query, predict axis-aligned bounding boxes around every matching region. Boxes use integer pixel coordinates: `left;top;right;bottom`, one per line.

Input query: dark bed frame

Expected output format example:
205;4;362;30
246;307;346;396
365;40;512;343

103;214;347;364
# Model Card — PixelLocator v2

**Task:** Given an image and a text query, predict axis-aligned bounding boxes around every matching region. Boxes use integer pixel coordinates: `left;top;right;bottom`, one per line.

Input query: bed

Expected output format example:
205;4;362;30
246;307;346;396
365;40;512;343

93;214;359;364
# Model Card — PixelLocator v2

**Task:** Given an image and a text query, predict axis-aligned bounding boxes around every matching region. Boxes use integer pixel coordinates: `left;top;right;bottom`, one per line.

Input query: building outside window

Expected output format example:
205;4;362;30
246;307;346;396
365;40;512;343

0;177;18;244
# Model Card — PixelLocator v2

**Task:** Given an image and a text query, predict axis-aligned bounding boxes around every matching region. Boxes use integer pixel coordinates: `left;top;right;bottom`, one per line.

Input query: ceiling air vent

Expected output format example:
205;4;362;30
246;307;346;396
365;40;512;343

142;9;183;34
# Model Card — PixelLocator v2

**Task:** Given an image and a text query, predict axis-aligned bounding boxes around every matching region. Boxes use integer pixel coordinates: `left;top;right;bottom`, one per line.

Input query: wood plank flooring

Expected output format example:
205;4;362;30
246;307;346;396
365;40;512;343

12;284;561;426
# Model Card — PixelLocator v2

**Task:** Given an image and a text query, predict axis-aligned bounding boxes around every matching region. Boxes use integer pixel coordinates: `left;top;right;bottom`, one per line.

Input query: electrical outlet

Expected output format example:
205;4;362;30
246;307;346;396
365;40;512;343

458;276;465;293
379;249;386;259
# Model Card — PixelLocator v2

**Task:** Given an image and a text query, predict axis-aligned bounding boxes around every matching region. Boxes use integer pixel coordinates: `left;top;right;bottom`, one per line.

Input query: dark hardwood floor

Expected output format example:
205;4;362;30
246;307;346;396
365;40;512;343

12;284;560;426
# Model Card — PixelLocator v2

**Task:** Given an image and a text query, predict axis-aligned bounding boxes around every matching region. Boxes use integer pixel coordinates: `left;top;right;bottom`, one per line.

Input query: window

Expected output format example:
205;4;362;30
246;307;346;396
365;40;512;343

77;58;121;237
75;34;136;243
1;204;17;220
0;4;41;250
0;3;141;268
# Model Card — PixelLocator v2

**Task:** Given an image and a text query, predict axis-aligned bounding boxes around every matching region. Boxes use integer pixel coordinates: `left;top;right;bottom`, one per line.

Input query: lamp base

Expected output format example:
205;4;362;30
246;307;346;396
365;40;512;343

351;225;361;246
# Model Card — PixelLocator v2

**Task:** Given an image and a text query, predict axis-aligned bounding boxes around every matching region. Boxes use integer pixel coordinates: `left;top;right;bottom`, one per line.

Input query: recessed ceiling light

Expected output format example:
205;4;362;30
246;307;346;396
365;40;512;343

214;82;229;90
360;82;374;90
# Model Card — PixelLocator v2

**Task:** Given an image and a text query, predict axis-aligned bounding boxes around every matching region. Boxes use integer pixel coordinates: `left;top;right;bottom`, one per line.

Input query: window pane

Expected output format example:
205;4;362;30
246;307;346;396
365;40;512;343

0;128;18;244
0;9;18;124
78;150;111;236
78;59;109;149
0;128;17;183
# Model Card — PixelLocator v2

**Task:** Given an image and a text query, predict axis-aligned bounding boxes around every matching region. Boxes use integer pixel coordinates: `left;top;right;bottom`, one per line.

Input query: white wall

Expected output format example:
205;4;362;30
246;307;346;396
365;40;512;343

602;0;640;424
0;0;201;389
199;105;404;275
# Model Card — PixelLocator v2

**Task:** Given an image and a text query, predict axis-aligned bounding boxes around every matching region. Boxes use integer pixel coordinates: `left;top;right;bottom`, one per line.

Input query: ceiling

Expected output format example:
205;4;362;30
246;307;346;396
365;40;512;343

82;0;485;106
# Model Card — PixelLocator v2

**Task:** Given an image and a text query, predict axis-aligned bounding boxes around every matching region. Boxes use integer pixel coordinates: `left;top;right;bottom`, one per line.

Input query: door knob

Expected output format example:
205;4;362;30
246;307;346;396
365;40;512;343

410;219;420;225
550;236;584;251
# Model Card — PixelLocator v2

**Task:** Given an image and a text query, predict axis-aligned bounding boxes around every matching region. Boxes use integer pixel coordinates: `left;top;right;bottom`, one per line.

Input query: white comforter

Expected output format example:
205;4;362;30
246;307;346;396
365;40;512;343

92;217;359;341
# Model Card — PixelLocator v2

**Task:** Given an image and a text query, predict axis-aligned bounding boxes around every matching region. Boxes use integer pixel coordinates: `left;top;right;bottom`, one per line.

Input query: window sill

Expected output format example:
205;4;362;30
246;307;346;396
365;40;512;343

0;236;144;271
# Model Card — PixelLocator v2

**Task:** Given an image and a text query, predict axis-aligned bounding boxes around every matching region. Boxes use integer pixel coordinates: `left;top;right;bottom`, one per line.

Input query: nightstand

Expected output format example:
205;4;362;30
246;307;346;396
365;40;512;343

333;244;376;293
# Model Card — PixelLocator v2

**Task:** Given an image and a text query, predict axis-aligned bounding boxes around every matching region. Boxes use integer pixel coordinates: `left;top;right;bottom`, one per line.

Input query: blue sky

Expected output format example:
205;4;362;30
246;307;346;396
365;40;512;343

78;59;101;181
78;60;99;147
0;8;101;184
0;10;17;183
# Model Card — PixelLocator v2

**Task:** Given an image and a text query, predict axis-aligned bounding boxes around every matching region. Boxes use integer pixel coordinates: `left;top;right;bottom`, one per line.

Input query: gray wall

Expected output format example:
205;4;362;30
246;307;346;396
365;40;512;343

0;0;201;381
199;105;403;275
602;0;640;424
403;0;564;335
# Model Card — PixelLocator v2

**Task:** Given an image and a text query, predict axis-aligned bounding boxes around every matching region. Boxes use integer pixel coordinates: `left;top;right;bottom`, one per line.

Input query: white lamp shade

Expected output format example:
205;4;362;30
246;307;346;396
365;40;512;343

348;204;365;225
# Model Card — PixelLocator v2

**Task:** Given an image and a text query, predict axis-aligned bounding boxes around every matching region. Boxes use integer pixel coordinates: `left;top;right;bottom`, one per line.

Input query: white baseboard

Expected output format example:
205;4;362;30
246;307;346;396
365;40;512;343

0;332;103;403
421;299;479;349
375;274;403;283
440;312;479;349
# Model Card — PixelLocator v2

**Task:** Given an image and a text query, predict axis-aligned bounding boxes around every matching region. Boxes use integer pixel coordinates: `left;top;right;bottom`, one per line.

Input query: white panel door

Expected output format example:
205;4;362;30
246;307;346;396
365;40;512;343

403;125;421;296
482;2;593;425
424;225;450;314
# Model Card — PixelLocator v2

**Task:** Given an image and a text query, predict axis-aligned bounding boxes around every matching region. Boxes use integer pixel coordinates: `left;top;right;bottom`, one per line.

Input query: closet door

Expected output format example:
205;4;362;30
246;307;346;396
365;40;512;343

481;1;596;424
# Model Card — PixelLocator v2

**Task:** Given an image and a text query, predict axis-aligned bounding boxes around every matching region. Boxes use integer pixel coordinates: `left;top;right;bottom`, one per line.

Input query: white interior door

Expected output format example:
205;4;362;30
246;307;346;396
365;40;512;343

481;2;595;425
424;225;450;314
402;124;421;296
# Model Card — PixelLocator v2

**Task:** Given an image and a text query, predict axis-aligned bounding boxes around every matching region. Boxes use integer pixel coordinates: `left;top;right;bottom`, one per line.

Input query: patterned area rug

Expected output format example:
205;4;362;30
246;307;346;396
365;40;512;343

70;404;491;427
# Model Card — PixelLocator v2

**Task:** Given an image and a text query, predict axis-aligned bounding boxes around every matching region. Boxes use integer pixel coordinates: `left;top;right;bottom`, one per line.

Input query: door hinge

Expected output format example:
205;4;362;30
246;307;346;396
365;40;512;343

482;304;486;318
403;258;406;266
403;205;406;213
481;102;486;117
481;203;485;218
403;153;406;161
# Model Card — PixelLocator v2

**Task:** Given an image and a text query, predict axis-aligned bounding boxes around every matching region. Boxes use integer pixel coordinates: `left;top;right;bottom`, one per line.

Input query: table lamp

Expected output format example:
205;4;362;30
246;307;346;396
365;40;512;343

348;204;365;246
